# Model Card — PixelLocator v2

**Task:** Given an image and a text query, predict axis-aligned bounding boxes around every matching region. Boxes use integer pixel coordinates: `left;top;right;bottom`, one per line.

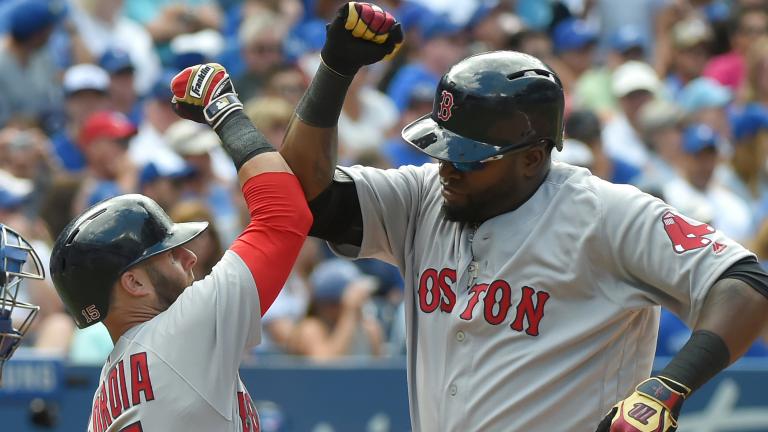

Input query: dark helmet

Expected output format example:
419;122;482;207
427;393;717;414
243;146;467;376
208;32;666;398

50;194;207;329
402;51;564;163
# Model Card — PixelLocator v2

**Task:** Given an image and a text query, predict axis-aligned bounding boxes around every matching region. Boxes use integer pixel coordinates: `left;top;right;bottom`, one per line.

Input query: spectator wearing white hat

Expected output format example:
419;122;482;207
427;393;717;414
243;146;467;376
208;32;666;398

49;63;111;172
665;18;713;100
164;119;241;246
678;77;733;139
602;60;662;171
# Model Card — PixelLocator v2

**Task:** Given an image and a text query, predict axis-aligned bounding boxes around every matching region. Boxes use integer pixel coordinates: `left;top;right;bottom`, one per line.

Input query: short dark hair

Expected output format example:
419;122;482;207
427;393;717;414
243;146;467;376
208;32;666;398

565;109;602;143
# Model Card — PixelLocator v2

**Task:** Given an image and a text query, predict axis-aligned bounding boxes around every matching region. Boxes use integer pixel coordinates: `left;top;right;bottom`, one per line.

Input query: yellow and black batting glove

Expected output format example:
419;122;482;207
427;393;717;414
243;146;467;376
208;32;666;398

595;377;691;432
321;2;404;76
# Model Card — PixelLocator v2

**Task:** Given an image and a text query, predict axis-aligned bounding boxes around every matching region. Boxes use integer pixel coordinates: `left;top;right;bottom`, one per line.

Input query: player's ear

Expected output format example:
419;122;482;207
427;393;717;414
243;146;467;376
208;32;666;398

520;143;548;178
118;268;152;298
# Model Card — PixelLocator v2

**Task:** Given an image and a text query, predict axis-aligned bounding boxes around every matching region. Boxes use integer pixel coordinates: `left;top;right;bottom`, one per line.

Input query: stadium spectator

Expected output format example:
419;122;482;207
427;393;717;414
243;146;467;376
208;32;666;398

602;60;662;169
292;259;384;362
164;119;241;245
234;11;289;101
244;96;294;151
715;104;768;225
138;161;196;212
741;35;768;106
386;15;468;112
0;0;64;129
49;64;111;172
574;25;647;117
70;0;161;95
550;18;598;94
678;76;733;139
338;67;399;157
662;123;753;241
564;109;640;184
71;111;137;214
665;17;713;100
123;0;222;44
261;64;309;107
634;99;685;196
99;48;142;125
128;73;187;171
704;5;768;91
381;82;434;168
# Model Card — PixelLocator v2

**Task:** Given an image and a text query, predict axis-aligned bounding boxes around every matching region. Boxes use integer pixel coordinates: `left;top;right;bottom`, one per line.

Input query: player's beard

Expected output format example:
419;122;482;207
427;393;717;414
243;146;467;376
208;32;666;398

442;181;521;223
146;264;190;312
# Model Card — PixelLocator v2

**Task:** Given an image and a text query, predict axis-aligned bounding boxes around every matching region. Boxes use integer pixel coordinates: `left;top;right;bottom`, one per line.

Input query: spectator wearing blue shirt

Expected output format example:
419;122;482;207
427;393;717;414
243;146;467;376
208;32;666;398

382;82;434;168
386;12;467;112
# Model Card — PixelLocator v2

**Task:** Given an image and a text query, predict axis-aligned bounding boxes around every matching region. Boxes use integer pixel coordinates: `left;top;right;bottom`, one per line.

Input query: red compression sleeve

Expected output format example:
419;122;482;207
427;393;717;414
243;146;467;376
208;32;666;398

230;172;313;316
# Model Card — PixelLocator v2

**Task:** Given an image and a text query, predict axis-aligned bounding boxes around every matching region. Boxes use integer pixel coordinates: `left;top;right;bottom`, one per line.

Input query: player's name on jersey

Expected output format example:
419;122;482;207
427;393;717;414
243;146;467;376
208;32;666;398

90;352;155;432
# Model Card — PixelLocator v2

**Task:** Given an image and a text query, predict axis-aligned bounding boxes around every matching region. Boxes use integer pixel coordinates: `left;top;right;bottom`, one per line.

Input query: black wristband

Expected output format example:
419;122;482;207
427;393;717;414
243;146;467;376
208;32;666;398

294;61;354;128
215;110;276;171
659;329;731;393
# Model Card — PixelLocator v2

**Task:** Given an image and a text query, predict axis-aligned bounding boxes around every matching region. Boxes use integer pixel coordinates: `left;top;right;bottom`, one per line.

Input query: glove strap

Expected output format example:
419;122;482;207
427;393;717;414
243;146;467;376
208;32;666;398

204;93;244;131
636;377;690;419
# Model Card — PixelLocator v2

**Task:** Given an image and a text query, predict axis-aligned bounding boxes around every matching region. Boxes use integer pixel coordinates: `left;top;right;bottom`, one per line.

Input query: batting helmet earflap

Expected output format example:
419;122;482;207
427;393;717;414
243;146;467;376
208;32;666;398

50;194;208;329
402;50;565;163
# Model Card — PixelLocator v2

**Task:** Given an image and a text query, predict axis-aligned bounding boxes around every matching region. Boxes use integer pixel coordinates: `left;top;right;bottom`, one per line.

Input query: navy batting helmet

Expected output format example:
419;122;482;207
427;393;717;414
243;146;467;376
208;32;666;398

402;51;564;163
50;194;208;328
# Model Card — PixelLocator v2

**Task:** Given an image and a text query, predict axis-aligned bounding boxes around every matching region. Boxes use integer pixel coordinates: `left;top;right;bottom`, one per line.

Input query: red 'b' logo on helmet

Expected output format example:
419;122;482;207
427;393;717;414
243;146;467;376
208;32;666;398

437;90;454;121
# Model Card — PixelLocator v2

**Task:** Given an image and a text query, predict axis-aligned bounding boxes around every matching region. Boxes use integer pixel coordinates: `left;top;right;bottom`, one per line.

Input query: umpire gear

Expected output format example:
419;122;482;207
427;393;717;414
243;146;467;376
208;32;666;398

50;194;207;328
402;50;564;163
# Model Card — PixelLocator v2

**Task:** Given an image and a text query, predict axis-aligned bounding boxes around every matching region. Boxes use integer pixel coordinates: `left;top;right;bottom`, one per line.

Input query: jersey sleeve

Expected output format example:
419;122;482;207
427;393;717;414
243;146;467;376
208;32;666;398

594;180;755;326
329;164;431;269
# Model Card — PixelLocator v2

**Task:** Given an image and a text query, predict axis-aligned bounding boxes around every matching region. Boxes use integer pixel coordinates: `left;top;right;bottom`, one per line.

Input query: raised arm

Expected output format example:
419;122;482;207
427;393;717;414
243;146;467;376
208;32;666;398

170;63;312;314
279;2;403;200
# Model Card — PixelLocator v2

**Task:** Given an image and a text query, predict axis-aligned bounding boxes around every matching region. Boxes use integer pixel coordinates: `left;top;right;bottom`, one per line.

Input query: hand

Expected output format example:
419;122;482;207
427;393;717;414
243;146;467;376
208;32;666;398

321;2;404;76
341;279;375;310
595;377;690;432
170;63;243;129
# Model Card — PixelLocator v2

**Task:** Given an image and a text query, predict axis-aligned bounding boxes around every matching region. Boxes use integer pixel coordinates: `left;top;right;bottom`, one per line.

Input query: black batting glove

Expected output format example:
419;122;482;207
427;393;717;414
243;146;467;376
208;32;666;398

321;2;404;76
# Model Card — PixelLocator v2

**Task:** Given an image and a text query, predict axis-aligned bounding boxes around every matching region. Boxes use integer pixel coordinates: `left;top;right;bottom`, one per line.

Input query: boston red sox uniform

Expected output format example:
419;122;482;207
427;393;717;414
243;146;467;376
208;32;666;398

87;251;262;432
331;161;752;431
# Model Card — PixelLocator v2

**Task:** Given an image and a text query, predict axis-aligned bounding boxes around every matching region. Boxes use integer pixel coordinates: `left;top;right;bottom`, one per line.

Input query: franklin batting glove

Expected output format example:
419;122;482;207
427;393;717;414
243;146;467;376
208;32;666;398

321;2;404;76
170;63;243;130
595;377;690;432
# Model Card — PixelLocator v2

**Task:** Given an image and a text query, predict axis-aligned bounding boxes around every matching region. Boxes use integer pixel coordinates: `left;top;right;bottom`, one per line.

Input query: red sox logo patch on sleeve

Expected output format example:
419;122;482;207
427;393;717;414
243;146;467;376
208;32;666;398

661;211;726;254
437;90;454;121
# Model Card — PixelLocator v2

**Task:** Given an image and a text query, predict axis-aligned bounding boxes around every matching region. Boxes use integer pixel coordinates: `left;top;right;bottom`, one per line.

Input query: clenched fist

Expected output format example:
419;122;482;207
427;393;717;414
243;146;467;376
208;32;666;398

321;2;404;76
170;63;243;129
595;377;690;432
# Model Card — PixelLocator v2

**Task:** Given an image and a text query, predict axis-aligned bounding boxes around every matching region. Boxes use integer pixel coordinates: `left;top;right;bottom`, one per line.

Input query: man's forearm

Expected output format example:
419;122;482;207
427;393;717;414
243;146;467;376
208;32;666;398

659;278;768;393
279;63;354;200
695;278;768;362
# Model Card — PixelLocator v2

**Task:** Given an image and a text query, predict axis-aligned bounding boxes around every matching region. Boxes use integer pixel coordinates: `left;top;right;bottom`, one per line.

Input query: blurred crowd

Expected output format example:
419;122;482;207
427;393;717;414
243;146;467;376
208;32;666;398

3;0;768;365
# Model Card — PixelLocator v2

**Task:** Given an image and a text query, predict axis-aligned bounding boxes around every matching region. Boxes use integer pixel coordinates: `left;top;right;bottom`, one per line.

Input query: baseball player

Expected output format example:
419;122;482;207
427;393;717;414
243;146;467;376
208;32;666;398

49;65;312;431
0;224;44;385
283;3;768;431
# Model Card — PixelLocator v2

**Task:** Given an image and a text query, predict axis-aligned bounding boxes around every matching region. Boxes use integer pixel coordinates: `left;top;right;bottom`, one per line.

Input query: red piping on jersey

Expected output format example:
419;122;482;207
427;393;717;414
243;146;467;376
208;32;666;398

230;171;312;316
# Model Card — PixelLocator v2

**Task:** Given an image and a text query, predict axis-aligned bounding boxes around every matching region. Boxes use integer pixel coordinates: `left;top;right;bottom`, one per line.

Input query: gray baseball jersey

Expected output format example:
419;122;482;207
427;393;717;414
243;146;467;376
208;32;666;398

87;251;262;432
331;161;752;432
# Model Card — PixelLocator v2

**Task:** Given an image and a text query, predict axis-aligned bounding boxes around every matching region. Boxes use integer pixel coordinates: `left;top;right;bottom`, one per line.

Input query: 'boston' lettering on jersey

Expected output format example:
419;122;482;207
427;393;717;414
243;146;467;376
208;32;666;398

417;267;551;336
91;352;155;432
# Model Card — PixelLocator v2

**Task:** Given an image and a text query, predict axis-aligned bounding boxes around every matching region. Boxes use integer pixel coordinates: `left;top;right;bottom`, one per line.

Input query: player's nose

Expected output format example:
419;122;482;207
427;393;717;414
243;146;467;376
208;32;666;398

178;247;197;271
